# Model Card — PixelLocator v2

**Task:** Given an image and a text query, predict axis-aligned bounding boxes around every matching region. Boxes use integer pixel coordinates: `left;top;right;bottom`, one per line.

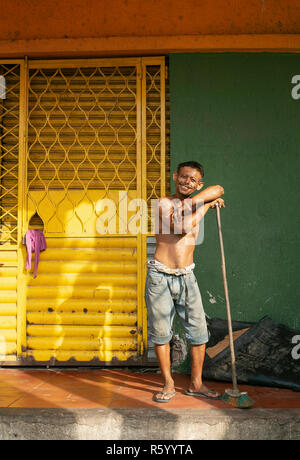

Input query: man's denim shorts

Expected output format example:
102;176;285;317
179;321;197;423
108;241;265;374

145;265;209;346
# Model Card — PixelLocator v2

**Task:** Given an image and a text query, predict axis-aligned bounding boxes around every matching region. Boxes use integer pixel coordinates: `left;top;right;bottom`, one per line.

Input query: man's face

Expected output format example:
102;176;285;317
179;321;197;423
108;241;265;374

173;166;204;197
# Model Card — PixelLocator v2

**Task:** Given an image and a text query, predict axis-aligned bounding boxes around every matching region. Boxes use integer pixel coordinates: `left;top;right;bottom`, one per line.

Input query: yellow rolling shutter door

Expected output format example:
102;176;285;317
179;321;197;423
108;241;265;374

0;57;167;365
23;58;167;365
26;237;139;363
25;60;141;364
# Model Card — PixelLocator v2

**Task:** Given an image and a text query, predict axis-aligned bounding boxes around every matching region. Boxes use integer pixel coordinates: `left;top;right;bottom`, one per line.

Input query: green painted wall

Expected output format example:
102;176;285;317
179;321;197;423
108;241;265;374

169;53;300;332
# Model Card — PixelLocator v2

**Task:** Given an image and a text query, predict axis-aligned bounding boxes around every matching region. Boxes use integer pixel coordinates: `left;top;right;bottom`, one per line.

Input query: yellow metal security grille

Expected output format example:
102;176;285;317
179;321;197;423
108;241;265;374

0;57;168;366
145;65;165;201
142;62;170;233
24;59;142;364
0;64;20;245
0;62;23;362
27;64;138;234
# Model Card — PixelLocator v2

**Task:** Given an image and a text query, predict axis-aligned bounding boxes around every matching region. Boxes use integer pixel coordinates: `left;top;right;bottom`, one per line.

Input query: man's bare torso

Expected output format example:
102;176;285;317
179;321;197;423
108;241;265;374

154;233;198;269
152;165;224;270
153;196;200;269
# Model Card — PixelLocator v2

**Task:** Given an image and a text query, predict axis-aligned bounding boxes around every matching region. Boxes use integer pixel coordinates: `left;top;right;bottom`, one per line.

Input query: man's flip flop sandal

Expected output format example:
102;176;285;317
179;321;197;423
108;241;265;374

184;389;221;400
153;391;176;403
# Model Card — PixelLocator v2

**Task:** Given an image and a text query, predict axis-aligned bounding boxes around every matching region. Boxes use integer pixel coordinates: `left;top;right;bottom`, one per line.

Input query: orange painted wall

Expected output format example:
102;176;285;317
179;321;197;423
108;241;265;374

1;0;300;40
1;0;300;56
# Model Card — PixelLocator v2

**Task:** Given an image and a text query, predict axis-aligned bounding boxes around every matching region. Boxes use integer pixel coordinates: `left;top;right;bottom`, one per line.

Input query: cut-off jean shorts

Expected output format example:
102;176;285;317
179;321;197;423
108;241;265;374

145;262;209;346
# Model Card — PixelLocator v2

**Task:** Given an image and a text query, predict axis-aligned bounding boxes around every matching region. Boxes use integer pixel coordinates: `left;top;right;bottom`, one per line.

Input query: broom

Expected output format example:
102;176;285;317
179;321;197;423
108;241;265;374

215;202;254;409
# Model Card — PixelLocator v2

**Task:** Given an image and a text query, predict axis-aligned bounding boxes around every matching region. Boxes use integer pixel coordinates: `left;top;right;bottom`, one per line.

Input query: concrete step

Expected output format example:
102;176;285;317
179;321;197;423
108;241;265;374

0;408;300;440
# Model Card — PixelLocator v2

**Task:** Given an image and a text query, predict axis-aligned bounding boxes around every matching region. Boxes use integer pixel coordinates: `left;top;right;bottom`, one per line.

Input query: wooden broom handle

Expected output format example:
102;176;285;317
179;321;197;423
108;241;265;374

215;203;238;392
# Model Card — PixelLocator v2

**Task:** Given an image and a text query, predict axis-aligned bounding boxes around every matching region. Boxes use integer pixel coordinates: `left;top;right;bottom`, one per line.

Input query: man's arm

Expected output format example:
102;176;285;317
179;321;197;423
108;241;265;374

185;197;225;231
156;195;225;235
192;185;224;206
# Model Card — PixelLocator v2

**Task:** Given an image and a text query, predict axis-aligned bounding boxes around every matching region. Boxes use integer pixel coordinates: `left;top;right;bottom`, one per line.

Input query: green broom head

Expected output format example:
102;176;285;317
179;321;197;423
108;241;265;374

221;389;254;409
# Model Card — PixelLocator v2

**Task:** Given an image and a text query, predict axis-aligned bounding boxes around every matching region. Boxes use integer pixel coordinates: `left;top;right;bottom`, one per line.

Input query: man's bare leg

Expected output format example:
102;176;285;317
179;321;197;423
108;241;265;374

154;343;176;401
188;344;220;397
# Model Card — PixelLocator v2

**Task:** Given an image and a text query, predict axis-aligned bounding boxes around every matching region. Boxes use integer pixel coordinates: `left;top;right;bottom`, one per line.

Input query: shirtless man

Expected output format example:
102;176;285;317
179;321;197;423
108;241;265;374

145;160;225;403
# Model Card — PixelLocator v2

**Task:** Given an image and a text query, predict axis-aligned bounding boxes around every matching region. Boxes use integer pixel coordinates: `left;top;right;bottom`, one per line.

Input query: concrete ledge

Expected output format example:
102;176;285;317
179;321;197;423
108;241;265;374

0;408;300;440
1;34;300;59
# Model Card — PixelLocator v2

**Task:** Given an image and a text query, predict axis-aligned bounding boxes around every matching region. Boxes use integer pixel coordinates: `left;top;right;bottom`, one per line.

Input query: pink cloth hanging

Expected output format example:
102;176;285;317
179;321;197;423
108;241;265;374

25;229;47;278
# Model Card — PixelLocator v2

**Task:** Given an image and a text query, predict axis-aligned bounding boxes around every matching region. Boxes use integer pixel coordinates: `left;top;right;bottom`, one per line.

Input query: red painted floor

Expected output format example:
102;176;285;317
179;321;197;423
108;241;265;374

0;368;299;410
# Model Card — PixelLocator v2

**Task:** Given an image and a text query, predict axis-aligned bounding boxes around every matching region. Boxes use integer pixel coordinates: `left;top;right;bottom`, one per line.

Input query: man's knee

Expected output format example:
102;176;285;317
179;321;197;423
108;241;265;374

150;330;173;345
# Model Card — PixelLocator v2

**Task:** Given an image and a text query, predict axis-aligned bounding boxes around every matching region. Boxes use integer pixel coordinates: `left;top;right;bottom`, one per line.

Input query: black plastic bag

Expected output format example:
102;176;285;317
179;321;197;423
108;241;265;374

204;316;300;392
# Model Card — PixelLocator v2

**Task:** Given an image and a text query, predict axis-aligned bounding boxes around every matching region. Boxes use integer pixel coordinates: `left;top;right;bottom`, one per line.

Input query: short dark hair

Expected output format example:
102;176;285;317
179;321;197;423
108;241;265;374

177;161;204;178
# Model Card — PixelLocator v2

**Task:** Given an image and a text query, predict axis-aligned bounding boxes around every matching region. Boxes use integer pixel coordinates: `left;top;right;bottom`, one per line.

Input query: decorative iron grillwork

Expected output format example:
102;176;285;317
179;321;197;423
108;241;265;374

0;64;20;244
